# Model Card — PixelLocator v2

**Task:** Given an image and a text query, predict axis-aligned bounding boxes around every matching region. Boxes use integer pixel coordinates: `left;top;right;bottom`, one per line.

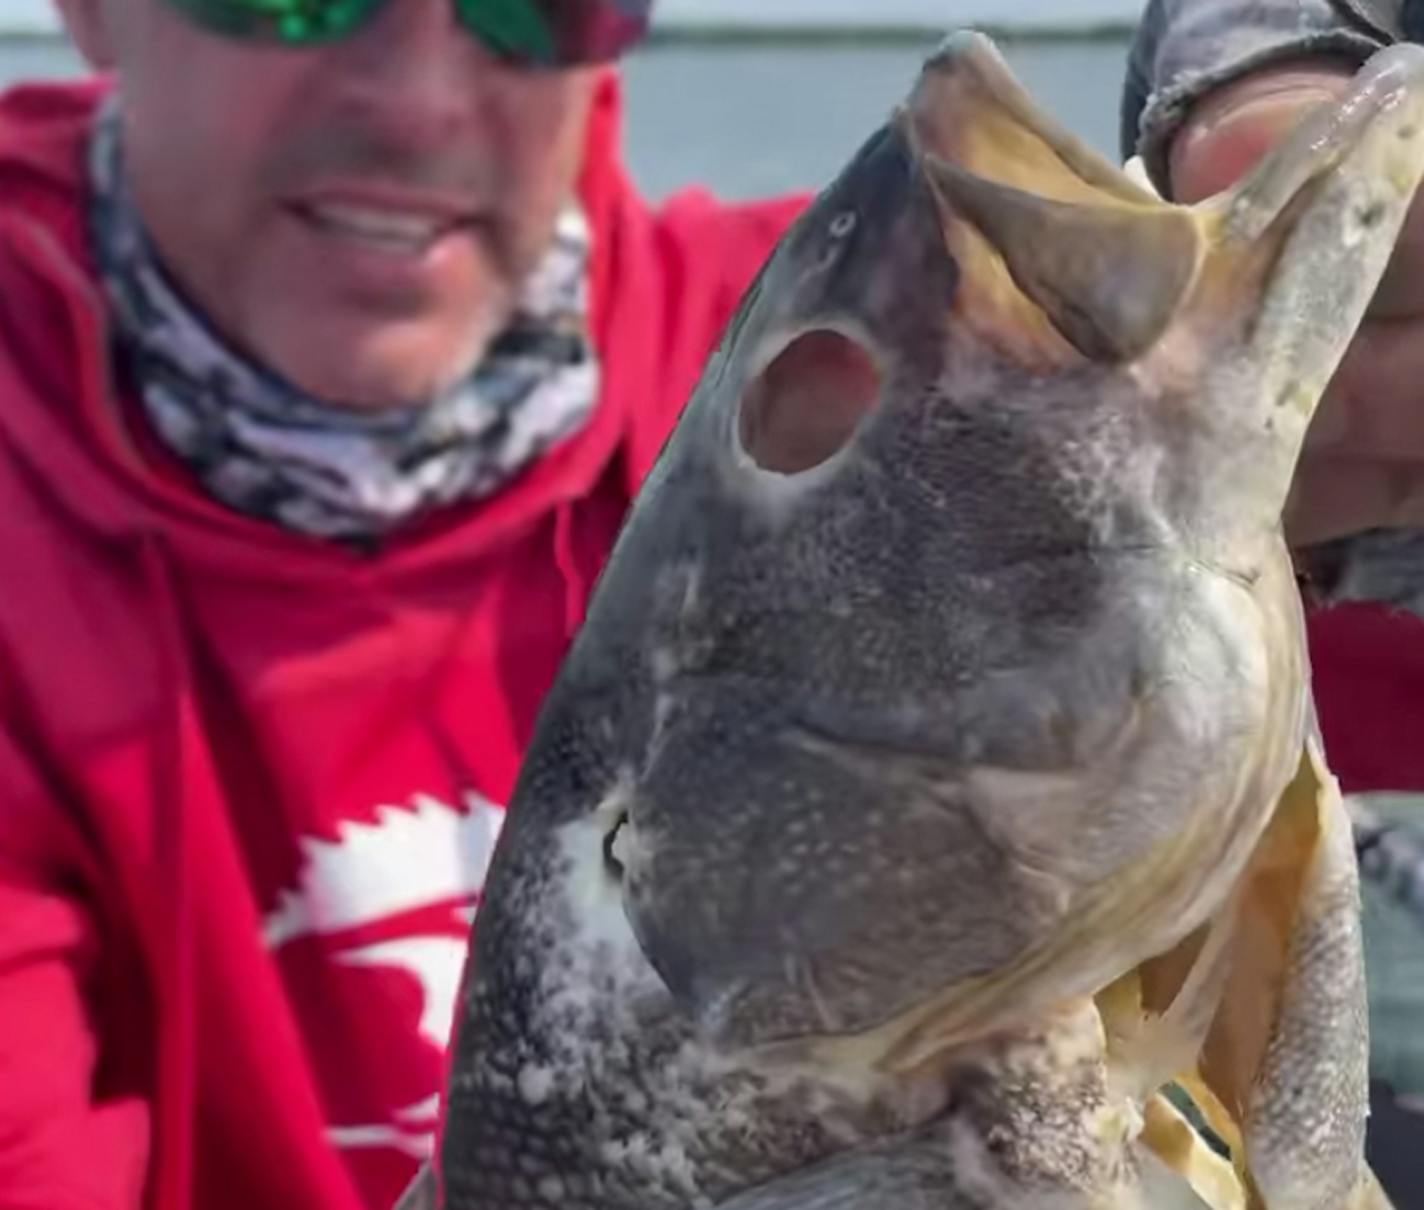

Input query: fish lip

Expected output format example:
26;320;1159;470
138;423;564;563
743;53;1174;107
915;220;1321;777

901;30;1424;244
899;29;1157;206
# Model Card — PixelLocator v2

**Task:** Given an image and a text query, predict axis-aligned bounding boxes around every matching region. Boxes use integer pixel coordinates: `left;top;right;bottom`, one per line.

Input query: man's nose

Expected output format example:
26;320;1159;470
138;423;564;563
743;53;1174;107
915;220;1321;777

332;0;499;147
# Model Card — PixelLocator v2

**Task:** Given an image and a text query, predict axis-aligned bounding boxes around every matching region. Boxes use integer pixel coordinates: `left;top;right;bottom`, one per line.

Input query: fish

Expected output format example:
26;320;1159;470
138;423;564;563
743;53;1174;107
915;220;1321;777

430;31;1424;1210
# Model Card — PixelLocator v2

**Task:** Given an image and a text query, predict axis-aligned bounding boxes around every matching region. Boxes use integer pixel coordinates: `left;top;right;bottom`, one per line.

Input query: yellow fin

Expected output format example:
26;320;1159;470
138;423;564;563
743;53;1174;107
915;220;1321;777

1141;1092;1248;1210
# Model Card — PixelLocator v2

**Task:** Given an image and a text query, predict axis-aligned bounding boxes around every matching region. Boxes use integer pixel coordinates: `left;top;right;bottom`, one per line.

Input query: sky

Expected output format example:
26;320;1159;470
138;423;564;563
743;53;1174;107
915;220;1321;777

1;0;1146;34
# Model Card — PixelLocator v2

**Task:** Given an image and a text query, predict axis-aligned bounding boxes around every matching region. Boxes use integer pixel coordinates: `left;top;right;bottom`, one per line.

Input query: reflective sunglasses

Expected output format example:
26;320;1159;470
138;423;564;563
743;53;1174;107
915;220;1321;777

163;0;652;63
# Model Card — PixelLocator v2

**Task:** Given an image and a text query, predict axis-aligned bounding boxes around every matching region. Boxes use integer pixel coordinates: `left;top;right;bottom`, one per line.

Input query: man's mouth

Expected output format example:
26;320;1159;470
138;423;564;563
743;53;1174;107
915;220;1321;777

293;201;463;255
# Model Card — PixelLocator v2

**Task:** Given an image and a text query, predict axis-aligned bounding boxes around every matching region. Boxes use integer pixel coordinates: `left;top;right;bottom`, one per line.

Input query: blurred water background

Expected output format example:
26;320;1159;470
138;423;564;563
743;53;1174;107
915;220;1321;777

0;13;1135;201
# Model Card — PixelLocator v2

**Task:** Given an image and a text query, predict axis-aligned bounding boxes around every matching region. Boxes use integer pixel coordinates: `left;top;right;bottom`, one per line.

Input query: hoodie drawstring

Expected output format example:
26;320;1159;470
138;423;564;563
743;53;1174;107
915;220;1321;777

553;503;588;640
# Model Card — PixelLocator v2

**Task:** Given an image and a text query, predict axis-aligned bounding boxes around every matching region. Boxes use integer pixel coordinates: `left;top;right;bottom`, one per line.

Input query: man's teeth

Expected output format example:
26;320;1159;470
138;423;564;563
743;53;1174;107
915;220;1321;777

306;203;450;250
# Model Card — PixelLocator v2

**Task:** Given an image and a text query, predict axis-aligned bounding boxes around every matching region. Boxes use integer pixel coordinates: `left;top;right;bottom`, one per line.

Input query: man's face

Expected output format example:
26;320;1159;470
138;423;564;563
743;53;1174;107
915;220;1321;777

66;0;600;408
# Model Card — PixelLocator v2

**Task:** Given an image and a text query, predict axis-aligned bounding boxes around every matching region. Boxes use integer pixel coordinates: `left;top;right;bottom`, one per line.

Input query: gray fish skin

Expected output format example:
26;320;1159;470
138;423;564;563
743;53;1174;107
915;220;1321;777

438;33;1424;1210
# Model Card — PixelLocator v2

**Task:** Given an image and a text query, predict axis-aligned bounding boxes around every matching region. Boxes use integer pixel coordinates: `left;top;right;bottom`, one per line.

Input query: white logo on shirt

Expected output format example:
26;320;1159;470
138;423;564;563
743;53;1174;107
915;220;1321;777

264;792;506;1159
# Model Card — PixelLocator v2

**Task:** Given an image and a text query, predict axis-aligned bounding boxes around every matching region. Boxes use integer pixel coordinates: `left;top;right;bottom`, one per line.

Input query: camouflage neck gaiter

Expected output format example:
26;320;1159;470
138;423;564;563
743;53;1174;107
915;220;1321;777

88;97;600;542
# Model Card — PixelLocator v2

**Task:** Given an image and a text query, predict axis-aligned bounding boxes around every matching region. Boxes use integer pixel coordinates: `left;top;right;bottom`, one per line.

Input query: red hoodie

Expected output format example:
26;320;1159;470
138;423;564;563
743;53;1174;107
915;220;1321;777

1;69;1422;1210
0;74;800;1210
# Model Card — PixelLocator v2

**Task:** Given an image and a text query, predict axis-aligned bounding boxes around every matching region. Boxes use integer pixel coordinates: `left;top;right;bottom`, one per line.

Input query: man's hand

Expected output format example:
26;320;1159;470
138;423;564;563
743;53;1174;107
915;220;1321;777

1171;59;1424;547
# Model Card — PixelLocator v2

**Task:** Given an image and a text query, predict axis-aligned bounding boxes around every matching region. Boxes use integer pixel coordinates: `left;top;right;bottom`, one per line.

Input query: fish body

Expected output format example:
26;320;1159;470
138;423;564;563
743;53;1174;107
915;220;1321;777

436;33;1424;1210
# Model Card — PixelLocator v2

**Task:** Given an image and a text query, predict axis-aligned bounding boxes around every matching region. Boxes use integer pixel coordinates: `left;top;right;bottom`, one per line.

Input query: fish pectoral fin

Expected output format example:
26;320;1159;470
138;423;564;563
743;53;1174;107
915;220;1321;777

1104;894;1243;1107
1230;739;1375;1210
1097;967;1251;1210
1140;1091;1248;1210
1105;736;1380;1210
1350;1168;1400;1210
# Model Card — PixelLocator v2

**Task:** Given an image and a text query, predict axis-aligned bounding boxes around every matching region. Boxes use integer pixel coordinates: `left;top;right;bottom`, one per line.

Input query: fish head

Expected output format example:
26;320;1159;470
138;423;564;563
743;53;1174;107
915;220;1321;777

605;32;1424;1053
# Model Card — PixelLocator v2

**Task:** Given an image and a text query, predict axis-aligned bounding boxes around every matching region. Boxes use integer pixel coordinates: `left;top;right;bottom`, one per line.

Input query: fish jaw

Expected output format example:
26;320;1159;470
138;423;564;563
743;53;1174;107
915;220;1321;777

903;31;1424;559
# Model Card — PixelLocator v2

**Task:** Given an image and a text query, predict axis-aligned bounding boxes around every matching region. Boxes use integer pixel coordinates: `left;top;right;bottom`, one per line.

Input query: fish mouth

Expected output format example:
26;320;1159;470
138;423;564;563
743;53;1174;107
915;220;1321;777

895;31;1424;372
905;31;1165;215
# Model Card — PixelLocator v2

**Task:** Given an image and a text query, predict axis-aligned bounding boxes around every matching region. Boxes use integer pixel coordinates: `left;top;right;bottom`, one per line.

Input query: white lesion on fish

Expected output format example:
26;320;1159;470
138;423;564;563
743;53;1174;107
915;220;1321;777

511;806;1013;1206
524;788;1232;1208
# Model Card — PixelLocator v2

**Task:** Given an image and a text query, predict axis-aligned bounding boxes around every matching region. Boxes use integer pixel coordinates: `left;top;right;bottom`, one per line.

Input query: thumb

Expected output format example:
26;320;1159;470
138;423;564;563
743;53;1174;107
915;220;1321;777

1170;60;1424;318
1167;62;1354;203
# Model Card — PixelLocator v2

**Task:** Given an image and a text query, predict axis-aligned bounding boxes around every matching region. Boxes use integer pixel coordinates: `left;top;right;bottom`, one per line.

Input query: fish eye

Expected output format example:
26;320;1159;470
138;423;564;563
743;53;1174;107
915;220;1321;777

738;328;883;475
829;211;857;239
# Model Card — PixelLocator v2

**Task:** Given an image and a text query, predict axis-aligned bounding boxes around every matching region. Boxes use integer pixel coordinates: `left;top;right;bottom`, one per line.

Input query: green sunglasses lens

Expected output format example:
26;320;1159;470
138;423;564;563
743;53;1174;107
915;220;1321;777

458;0;558;64
454;0;650;66
170;0;386;42
167;0;650;58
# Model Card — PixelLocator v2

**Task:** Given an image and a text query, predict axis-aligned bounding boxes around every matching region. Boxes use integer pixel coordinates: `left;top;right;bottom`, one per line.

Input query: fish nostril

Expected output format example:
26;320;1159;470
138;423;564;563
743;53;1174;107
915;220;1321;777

738;328;883;474
603;812;630;880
